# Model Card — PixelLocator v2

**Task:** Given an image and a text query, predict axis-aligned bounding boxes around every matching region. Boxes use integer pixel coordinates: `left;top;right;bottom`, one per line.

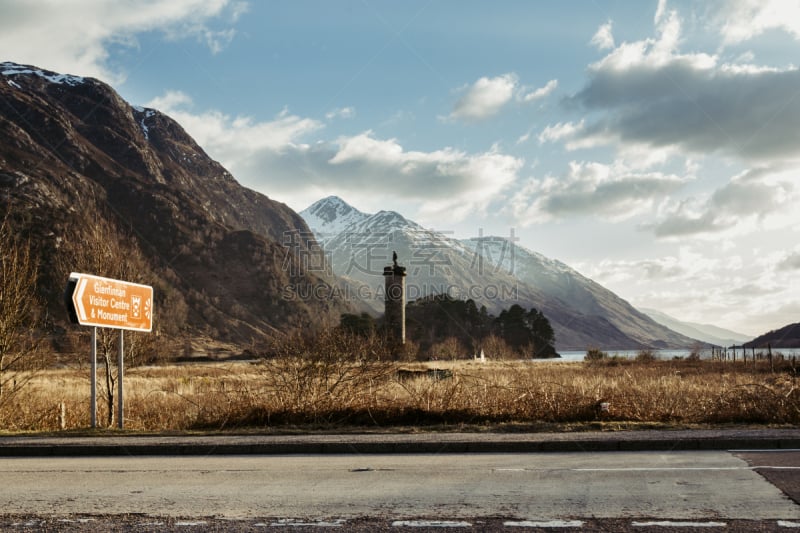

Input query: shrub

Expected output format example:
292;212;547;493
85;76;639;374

585;347;608;361
635;349;657;363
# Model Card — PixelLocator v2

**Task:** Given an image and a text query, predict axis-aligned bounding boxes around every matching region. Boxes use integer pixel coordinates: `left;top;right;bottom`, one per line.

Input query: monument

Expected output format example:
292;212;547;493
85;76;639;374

383;250;406;344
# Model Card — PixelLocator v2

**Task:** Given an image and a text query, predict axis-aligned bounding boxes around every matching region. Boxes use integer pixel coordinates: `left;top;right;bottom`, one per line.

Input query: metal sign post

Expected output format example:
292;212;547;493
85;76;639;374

65;273;153;430
117;330;124;429
91;327;97;429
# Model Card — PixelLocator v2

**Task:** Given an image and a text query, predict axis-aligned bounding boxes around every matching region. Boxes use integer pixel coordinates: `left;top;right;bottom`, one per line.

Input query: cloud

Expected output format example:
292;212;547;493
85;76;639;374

149;91;322;152
325;107;356;120
654;0;669;25
510;161;687;224
646;165;797;238
0;0;243;82
777;251;800;272
449;74;558;121
520;79;558;102
450;74;517;121
716;0;800;44
325;132;523;219
538;121;585;144
148;93;522;220
558;7;800;162
590;21;615;50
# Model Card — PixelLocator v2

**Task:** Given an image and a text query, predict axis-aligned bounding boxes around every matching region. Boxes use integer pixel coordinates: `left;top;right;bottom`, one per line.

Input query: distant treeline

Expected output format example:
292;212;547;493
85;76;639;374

339;294;558;360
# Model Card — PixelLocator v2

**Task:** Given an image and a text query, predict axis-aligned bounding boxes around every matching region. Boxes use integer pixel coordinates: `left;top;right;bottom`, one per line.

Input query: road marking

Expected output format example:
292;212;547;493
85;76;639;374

576;467;745;472
778;521;800;528
505;520;585;527
259;519;346;527
732;449;800;452
392;520;472;527
175;521;208;527
632;521;727;527
575;466;800;472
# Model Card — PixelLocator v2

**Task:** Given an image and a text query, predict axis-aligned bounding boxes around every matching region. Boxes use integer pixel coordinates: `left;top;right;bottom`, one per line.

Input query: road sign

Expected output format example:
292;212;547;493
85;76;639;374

67;273;153;332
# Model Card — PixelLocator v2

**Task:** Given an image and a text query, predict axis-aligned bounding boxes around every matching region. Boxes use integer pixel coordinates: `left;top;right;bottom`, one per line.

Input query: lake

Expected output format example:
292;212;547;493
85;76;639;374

549;348;800;362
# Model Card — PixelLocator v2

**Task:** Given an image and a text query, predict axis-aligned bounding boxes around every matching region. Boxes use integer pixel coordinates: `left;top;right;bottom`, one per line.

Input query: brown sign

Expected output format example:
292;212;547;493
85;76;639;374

68;273;153;332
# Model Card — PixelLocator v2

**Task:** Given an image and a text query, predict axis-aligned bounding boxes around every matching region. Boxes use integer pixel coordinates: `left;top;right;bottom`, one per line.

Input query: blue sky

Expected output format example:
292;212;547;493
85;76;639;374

2;0;799;335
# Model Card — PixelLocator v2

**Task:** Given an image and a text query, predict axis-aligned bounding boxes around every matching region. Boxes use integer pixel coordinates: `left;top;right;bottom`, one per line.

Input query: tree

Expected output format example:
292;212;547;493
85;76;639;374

338;313;377;337
0;214;45;408
494;305;557;358
525;308;557;358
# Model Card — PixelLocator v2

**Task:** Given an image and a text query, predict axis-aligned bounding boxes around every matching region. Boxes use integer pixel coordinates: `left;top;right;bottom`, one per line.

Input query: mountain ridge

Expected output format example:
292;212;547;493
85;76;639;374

745;323;800;349
641;308;752;347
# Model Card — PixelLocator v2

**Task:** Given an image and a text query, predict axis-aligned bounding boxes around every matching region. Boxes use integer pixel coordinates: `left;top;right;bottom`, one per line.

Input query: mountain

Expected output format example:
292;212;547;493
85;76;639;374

299;196;369;245
462;237;696;350
641;308;752;347
745;323;800;349
300;196;697;350
0;62;352;351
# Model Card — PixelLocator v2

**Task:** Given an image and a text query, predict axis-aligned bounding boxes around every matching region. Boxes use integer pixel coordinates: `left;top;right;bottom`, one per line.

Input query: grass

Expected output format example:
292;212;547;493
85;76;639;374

1;356;798;433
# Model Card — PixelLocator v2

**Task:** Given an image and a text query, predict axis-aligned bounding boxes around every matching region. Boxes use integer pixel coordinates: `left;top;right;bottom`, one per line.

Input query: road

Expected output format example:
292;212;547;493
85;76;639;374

1;450;799;531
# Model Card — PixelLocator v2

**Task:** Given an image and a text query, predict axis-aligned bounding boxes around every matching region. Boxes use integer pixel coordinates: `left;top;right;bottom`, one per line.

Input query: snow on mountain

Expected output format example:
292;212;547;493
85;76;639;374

1;62;85;87
299;196;369;244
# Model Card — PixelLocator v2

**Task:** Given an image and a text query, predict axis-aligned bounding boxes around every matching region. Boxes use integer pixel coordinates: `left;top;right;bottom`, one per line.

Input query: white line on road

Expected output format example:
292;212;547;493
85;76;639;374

575;466;800;472
259;519;346;527
778;521;800;528
392;520;472;528
575;467;744;472
731;449;800;453
632;521;727;527
504;520;585;527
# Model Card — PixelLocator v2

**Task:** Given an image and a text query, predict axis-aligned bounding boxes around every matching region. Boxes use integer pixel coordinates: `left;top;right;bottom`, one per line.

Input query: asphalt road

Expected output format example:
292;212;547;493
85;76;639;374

1;450;799;531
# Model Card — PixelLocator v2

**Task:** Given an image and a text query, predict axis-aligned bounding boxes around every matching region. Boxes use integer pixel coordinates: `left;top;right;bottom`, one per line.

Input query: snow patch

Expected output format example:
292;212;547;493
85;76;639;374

133;107;157;140
300;196;370;245
1;62;84;87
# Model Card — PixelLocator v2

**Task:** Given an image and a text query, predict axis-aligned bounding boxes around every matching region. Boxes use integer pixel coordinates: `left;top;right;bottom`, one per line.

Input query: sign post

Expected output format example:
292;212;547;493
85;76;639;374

91;327;97;428
65;273;153;429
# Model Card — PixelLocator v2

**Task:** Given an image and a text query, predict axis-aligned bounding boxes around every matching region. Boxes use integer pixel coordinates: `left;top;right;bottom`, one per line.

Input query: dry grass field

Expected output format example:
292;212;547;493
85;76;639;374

1;356;798;432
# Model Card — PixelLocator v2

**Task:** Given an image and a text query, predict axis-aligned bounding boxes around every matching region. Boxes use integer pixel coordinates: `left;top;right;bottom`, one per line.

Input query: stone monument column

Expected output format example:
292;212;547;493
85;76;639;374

383;250;406;344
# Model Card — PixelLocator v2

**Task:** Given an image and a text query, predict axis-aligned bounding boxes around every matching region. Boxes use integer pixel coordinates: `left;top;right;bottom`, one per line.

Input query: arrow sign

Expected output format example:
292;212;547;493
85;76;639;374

66;273;153;332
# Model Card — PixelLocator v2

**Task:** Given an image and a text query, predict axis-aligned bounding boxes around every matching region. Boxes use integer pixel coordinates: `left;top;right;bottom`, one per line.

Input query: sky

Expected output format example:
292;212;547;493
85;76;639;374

1;0;799;336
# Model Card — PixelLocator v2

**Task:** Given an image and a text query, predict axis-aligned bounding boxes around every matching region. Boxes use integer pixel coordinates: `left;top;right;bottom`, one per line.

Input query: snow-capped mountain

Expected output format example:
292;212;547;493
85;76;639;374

300;196;698;350
299;196;369;245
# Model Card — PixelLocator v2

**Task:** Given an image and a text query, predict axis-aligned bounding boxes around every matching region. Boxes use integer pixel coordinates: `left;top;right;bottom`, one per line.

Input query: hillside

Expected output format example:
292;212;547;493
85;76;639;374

745;323;800;349
642;308;752;347
0;62;352;352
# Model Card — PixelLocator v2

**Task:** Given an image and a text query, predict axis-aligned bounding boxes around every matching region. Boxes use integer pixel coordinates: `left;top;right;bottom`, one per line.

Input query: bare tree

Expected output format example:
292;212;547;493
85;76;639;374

0;214;44;407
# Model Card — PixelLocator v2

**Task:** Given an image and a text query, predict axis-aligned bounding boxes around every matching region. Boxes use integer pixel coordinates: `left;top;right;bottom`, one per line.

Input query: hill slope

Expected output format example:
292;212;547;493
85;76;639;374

642;308;752;347
745;323;800;349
